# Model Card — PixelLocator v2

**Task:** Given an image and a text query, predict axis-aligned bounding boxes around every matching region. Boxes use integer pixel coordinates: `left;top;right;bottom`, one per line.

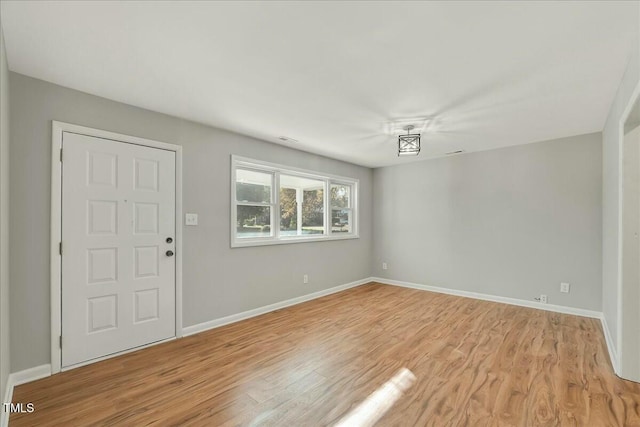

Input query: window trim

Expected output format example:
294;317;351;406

231;155;359;248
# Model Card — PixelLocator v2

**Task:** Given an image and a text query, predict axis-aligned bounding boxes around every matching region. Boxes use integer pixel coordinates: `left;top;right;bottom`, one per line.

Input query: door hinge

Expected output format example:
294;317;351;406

59;336;62;348
59;242;62;255
60;148;63;162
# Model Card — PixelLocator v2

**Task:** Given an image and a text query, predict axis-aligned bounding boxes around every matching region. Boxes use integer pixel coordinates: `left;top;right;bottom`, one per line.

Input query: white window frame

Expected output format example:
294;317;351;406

231;155;359;248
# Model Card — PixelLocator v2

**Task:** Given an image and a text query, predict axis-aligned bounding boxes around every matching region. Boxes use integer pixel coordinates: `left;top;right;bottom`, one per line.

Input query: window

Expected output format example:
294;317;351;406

331;183;352;234
279;175;325;236
235;169;273;239
232;156;358;247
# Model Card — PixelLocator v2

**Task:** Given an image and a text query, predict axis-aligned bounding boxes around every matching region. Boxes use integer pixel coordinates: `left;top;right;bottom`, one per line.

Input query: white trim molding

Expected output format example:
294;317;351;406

7;365;51;388
183;278;371;336
600;314;620;375
1;376;10;427
50;121;184;374
1;365;52;427
616;80;640;379
371;277;602;319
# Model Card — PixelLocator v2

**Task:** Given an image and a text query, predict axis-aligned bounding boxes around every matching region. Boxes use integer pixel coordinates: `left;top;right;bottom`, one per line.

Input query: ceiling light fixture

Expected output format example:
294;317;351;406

398;125;421;156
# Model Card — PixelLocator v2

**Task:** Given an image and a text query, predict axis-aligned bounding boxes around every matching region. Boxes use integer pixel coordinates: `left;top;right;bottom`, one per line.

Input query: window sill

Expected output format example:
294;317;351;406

231;233;360;248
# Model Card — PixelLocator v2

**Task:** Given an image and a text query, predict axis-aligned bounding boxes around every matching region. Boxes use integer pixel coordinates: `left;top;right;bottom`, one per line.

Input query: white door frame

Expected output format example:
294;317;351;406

617;81;640;379
50;121;183;374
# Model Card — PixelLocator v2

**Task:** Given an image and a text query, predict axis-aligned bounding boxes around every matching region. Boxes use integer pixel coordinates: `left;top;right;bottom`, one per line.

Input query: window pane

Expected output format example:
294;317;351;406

331;184;351;208
332;209;351;233
280;175;325;236
279;187;298;236
236;169;272;203
302;187;324;234
236;205;271;238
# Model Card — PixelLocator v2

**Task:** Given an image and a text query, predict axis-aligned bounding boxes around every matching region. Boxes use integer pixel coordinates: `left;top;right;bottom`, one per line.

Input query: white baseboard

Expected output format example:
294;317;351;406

600;314;619;374
1;364;51;427
184;275;605;342
8;364;51;388
182;278;371;336
371;277;602;319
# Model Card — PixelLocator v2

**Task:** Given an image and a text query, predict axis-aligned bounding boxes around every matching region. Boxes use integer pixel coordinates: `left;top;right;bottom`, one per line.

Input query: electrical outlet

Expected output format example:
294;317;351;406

382;262;388;270
560;282;570;293
303;274;309;284
540;294;548;304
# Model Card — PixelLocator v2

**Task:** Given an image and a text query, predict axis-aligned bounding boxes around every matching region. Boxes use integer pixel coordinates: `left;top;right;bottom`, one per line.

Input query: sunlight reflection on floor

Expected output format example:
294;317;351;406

334;368;416;427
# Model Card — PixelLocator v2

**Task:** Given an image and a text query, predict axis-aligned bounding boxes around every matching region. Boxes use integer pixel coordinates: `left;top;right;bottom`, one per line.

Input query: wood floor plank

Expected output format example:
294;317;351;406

10;283;640;426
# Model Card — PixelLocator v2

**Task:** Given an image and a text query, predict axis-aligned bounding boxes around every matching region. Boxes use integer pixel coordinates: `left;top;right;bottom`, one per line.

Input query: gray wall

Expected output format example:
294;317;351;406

9;73;373;372
602;36;639;361
0;25;9;399
5;69;615;374
372;134;603;311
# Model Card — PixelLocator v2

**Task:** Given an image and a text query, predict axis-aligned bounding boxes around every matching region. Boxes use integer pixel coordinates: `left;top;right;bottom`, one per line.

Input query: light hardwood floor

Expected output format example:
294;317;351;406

11;283;640;426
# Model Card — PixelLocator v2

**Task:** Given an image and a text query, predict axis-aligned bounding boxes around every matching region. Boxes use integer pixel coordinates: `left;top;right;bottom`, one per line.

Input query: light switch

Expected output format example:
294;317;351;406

185;213;198;226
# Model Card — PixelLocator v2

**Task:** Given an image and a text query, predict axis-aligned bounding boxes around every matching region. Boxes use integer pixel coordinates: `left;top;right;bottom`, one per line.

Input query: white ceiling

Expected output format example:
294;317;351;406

1;1;638;167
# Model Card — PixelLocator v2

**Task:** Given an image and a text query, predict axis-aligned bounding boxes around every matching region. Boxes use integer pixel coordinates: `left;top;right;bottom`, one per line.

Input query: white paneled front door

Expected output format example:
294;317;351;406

61;132;176;368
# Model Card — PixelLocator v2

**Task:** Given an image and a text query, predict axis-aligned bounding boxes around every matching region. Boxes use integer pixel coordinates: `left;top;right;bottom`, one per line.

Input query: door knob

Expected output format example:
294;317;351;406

166;250;174;257
166;237;173;244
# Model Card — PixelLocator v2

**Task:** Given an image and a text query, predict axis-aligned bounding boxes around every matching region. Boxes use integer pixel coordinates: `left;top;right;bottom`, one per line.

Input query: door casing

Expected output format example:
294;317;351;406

618;82;640;382
51;121;183;374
